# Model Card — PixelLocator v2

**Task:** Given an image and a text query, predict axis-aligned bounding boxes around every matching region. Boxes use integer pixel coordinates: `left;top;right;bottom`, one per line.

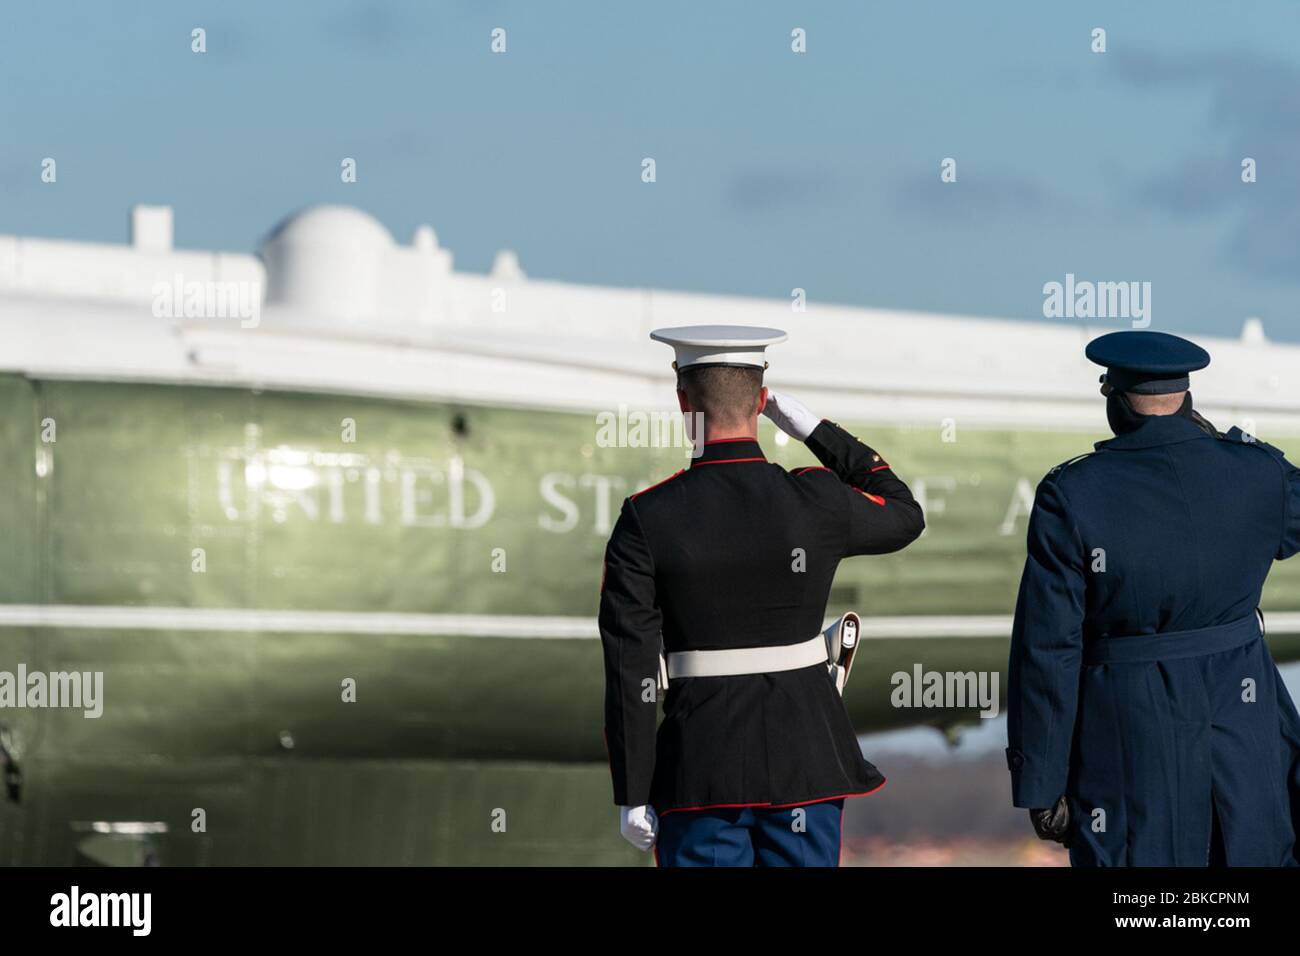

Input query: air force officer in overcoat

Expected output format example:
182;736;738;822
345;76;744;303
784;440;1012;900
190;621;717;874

1008;330;1300;866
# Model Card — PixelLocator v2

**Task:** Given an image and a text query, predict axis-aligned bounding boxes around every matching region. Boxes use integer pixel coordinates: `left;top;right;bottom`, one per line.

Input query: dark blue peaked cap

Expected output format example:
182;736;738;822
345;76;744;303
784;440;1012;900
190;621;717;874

1085;330;1210;395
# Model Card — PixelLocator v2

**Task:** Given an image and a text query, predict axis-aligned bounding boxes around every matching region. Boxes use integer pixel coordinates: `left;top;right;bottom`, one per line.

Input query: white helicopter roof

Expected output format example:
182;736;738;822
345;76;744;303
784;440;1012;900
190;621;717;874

1;204;1297;432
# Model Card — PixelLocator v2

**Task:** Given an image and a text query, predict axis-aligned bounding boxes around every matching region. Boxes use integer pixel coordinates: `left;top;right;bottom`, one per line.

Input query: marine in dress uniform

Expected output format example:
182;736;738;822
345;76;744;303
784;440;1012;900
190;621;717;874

599;326;924;867
1007;330;1300;866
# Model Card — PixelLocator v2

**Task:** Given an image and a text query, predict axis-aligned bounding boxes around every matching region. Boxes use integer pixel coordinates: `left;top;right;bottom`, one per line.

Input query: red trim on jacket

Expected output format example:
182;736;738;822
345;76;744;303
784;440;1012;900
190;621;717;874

869;464;891;472
630;469;686;500
856;490;886;506
692;457;767;467
655;780;887;816
794;466;833;476
704;436;758;445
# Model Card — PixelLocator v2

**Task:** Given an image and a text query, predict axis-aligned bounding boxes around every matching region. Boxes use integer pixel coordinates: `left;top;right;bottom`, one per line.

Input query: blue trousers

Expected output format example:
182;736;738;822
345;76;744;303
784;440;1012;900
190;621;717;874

655;800;844;867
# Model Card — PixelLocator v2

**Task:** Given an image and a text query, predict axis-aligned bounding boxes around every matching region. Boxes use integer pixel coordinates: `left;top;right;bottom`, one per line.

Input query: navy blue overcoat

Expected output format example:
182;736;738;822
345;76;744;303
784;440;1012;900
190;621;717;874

1007;412;1300;866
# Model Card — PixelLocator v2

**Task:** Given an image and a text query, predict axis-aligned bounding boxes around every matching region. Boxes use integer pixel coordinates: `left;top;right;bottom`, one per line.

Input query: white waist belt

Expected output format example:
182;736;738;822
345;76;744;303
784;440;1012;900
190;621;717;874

665;634;829;679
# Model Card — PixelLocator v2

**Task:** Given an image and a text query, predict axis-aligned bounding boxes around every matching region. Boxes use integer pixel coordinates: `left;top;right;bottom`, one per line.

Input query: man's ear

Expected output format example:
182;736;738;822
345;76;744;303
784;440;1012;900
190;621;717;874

756;387;768;416
677;388;690;414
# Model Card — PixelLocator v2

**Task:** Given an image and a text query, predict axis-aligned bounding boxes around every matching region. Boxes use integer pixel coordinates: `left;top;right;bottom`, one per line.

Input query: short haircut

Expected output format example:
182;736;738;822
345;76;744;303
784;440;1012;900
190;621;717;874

677;365;764;430
1126;390;1187;416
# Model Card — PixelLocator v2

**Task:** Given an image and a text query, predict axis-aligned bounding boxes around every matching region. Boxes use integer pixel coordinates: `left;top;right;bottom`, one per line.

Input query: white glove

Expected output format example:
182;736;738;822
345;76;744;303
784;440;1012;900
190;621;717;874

763;389;820;442
619;804;658;851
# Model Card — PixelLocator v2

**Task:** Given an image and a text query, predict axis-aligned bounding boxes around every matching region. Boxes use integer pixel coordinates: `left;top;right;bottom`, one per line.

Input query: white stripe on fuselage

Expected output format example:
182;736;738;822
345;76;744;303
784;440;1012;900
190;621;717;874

0;605;1298;639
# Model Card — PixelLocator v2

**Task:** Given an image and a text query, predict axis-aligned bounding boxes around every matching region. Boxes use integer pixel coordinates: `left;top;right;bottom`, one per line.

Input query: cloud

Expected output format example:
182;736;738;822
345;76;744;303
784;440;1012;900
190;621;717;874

1114;50;1300;127
1116;49;1300;280
892;169;1051;224
722;168;846;215
197;20;252;61
320;1;413;52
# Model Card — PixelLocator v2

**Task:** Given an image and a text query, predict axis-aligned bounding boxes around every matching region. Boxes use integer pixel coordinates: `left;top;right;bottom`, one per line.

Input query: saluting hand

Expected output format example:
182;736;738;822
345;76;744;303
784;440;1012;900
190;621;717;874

763;389;820;442
619;804;659;851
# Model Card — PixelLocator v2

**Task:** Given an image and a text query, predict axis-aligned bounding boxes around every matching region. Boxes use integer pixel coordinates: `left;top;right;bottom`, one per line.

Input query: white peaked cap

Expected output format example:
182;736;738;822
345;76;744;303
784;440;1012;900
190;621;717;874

649;325;788;370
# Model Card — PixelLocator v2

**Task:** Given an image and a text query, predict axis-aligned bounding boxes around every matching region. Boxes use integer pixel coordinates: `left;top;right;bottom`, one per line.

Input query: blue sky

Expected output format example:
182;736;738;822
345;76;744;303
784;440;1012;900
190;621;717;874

4;1;1300;339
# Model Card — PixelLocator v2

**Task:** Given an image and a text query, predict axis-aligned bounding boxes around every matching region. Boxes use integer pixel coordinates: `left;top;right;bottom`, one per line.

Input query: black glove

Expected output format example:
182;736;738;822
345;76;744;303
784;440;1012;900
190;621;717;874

1028;795;1071;847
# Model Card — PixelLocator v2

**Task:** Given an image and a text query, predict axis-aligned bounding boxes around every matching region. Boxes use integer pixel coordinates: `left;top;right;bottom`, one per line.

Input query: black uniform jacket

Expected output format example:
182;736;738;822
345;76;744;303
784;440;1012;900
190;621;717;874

599;420;925;814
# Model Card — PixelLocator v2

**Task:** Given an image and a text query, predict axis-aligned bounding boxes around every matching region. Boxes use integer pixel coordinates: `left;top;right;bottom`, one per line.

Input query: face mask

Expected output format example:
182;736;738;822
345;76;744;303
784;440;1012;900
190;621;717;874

1105;391;1145;436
